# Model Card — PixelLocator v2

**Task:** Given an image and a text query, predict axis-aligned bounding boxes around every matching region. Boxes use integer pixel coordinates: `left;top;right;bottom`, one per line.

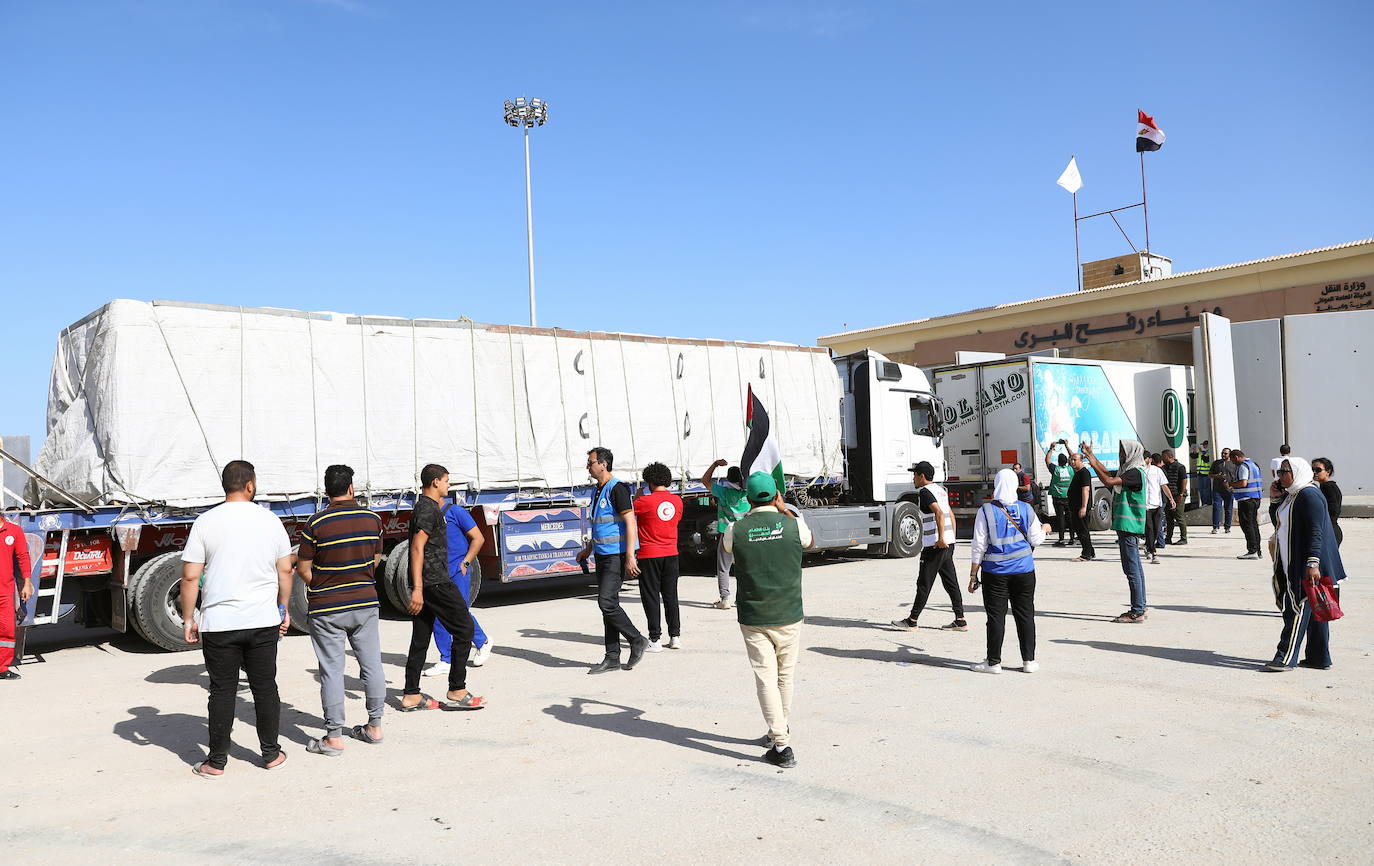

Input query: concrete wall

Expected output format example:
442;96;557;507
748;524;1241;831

1231;320;1286;463
1283;310;1372;495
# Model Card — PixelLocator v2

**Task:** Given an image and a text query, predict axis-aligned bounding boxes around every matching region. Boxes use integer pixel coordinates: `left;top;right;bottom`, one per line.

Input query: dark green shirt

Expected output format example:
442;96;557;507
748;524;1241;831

729;509;805;627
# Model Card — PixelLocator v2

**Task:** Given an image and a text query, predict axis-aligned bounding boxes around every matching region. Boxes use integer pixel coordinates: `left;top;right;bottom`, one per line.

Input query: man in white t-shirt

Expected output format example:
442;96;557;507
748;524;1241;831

1270;444;1292;483
1143;454;1175;565
179;460;293;778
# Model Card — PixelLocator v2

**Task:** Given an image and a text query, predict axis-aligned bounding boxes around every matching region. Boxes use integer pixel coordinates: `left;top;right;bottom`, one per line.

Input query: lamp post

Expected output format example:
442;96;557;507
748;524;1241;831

503;97;548;327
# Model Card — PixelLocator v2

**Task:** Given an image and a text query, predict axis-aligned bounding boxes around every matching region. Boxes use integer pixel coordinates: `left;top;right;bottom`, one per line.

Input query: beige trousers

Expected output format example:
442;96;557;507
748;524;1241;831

740;621;801;749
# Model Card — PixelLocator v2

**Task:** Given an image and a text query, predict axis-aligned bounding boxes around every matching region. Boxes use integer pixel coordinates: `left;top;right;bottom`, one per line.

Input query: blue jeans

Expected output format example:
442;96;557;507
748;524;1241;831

1116;533;1147;615
1212;489;1233;529
1196;475;1212;507
435;568;487;662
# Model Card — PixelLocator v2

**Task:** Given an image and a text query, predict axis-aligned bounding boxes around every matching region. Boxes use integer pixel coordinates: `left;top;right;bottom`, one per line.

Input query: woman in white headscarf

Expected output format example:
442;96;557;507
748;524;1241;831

1264;457;1347;671
967;468;1048;674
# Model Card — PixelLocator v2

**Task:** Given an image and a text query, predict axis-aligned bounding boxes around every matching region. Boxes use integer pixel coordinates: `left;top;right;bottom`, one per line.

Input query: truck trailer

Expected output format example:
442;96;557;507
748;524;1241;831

10;299;946;651
932;355;1194;529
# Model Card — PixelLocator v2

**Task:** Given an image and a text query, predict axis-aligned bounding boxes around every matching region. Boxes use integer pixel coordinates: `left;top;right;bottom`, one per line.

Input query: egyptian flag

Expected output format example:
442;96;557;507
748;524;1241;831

1136;110;1166;152
741;385;786;494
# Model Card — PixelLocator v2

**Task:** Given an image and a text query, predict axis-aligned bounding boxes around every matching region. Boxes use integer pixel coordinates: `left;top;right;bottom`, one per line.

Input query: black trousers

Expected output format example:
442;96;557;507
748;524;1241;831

1237;498;1262;554
981;570;1036;666
1165;500;1188;542
201;625;281;769
1274;582;1333;668
405;580;473;694
596;553;643;657
1070;509;1095;558
1144;507;1162;556
637;555;680;641
909;545;964;620
1052;497;1075;542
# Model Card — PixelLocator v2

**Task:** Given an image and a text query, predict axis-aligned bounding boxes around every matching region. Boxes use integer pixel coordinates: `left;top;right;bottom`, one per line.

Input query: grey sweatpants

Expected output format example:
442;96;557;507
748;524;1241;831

716;536;734;601
308;606;386;739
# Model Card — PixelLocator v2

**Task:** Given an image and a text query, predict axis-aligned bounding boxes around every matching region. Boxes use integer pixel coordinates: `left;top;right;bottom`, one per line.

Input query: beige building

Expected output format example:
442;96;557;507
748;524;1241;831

818;239;1374;367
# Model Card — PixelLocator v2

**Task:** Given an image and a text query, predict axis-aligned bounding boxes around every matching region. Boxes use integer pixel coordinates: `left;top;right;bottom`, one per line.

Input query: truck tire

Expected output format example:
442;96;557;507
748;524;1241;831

381;544;484;610
467;558;484;606
885;501;922;558
1088;488;1113;532
129;551;197;652
383;544;412;612
287;545;309;634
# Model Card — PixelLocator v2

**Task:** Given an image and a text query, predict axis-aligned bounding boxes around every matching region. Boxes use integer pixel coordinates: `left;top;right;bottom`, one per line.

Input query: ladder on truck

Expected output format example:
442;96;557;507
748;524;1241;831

1;444;93;627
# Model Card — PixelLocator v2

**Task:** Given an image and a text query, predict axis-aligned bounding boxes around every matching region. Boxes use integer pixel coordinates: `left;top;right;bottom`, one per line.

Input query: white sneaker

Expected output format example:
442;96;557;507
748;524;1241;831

667;636;682;650
469;641;493;667
1022;660;1040;673
646;639;664;653
712;598;733;610
969;660;1002;674
422;661;450;677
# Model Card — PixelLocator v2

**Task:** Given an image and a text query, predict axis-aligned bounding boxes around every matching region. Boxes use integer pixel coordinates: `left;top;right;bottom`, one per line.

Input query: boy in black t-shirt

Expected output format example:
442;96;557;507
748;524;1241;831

400;464;486;711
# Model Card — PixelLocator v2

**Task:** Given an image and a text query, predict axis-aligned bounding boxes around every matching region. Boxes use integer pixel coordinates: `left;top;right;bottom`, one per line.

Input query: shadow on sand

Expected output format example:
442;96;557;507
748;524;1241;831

543;698;759;760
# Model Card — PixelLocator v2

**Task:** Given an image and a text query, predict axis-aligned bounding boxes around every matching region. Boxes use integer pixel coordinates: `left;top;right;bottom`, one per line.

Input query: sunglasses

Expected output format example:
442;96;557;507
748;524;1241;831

1277;468;1293;474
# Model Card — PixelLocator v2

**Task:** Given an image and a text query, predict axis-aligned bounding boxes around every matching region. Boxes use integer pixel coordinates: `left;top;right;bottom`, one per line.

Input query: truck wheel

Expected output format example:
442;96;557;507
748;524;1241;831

129;551;197;652
287;545;309;634
1088;488;1113;532
886;501;922;558
382;544;413;612
467;558;484;606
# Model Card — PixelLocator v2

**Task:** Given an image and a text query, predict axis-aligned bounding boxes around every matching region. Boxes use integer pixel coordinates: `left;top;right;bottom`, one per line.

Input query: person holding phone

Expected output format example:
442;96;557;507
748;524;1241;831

1082;440;1150;623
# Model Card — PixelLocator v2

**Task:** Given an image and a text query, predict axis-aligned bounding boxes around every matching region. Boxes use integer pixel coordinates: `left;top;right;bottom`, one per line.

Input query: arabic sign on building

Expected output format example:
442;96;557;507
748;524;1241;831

896;274;1374;367
1013;305;1223;351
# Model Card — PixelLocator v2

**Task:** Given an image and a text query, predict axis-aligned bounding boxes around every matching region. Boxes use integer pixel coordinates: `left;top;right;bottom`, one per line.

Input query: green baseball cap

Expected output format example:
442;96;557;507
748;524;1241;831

745;471;778;504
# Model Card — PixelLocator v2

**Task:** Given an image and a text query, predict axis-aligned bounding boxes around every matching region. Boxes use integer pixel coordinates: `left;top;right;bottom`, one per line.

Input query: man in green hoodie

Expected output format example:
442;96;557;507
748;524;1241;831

724;472;814;769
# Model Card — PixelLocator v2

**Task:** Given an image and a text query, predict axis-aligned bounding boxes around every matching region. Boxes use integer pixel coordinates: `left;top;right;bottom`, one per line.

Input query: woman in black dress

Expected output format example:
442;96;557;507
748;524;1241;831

1311;457;1342;546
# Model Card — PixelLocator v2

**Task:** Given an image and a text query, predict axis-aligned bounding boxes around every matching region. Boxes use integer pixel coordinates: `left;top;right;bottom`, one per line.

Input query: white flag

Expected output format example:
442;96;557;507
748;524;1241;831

1056;157;1082;194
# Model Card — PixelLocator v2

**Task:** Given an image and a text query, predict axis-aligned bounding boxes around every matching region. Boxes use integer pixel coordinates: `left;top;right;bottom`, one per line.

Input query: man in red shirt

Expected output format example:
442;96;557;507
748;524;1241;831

633;462;683;651
2;510;35;680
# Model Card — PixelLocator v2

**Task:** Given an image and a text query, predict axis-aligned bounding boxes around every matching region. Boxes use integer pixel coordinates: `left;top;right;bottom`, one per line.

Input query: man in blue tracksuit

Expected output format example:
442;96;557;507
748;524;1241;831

423;503;492;677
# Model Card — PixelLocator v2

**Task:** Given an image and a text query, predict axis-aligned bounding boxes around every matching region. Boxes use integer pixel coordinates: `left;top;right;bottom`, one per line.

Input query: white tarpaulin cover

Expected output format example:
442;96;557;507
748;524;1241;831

35;300;844;506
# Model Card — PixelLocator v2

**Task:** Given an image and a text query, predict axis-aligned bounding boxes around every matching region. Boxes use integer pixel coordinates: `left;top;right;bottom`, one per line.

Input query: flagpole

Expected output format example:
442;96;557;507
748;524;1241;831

1072;190;1082;292
1139;151;1150;254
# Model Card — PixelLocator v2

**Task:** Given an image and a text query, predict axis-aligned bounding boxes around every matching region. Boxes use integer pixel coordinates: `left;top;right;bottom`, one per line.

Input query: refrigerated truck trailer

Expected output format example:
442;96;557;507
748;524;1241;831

11;300;944;651
932;355;1194;530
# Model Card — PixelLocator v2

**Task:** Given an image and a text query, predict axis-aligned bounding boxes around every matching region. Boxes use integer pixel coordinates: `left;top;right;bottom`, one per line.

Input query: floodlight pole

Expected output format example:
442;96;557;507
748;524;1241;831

523;124;537;327
504;96;548;328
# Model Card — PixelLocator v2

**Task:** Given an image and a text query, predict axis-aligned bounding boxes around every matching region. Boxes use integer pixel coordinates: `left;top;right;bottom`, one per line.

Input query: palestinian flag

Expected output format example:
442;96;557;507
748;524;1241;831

741;385;786;493
1136;110;1166;152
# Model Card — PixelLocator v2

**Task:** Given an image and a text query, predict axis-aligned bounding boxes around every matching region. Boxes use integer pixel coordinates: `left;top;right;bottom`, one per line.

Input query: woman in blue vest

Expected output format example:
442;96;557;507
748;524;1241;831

1264;457;1346;671
967;469;1048;674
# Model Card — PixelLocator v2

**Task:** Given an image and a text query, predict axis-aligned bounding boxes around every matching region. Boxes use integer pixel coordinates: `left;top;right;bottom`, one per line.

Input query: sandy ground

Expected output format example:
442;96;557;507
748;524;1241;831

5;521;1371;865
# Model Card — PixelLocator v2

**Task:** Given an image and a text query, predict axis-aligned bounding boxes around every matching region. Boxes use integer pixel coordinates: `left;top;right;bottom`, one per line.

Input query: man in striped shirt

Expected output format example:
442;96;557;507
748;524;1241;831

296;464;386;755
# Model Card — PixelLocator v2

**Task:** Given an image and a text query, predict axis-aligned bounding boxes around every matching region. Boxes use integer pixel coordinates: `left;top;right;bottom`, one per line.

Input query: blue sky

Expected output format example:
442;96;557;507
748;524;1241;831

2;0;1371;447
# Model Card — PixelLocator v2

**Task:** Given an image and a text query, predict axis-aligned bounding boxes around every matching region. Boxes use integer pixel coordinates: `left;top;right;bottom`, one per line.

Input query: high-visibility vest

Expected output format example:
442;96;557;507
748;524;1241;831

1194;451;1210;473
591;478;628;555
1111;473;1147;534
920;483;956;547
979;502;1036;574
1234;459;1264;500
